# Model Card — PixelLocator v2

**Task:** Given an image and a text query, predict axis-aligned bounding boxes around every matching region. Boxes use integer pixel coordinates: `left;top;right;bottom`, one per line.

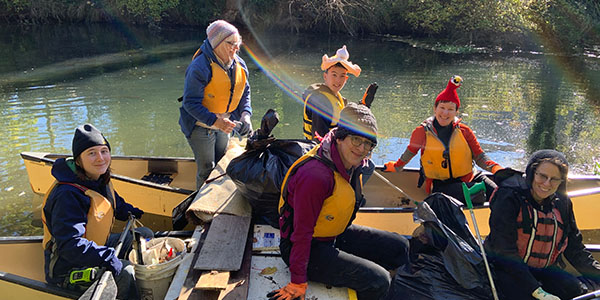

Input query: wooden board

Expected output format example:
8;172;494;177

247;256;352;300
179;225;253;300
195;271;230;290
194;214;251;271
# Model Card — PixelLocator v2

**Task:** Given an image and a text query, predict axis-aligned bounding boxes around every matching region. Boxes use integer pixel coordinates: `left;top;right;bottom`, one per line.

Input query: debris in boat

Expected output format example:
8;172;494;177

260;266;277;275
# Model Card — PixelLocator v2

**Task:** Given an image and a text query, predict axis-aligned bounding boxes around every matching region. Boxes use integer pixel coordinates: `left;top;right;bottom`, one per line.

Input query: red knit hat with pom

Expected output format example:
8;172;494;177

435;75;462;109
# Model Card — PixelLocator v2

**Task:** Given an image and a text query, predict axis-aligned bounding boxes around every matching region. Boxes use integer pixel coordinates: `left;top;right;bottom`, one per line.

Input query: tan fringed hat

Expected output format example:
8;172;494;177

321;45;361;77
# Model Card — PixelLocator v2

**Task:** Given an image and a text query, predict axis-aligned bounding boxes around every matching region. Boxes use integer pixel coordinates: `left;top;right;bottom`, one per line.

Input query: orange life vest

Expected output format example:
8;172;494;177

202;59;247;114
420;117;473;180
516;202;568;268
280;145;359;238
42;181;116;249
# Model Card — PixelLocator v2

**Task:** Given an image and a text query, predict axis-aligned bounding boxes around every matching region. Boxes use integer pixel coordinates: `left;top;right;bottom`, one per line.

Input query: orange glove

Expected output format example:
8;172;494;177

267;282;308;300
384;161;397;172
491;164;503;174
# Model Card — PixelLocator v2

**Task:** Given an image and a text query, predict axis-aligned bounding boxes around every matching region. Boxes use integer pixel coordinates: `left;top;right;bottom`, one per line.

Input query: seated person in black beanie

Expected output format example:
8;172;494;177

41;123;143;299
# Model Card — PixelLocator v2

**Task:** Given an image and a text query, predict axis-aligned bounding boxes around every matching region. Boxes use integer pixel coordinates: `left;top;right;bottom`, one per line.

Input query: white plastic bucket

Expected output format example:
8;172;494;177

129;237;186;300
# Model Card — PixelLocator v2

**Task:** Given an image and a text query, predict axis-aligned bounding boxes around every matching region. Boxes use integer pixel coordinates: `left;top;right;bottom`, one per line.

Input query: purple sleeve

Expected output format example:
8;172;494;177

286;160;334;283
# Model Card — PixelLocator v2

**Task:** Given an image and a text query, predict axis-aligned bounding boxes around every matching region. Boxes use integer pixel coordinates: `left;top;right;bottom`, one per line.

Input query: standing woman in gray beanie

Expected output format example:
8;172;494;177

41;124;143;299
485;150;600;300
179;19;253;189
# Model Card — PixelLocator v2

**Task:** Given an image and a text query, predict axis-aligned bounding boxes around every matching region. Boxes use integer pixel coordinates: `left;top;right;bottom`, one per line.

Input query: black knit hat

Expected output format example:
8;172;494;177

336;102;378;144
72;124;111;158
525;149;569;195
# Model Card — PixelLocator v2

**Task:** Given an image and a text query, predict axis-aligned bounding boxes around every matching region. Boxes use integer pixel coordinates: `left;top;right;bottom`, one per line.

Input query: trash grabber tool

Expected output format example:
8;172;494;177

462;181;499;300
572;290;600;300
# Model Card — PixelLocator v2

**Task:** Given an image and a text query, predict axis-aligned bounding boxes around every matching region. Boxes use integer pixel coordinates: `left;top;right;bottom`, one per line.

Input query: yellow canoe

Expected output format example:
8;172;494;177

22;151;600;236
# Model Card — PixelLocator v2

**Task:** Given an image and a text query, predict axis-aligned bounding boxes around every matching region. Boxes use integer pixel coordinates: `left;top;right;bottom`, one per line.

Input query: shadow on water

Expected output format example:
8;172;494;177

528;55;560;153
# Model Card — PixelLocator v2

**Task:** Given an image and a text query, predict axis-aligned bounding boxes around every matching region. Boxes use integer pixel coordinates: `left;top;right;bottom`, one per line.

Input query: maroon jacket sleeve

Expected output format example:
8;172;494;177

286;160;335;283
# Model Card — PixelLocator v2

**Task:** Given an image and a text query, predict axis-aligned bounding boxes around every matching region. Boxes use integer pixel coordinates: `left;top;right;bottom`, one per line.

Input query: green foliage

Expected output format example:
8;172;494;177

595;162;600;175
118;0;180;23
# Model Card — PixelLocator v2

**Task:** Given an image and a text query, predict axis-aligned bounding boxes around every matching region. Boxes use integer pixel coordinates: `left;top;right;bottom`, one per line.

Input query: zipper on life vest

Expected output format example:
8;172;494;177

224;60;236;113
544;211;559;268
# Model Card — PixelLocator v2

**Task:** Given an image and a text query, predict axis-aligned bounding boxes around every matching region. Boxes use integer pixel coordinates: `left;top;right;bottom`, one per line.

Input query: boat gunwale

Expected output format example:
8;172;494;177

0;271;79;299
20;152;195;195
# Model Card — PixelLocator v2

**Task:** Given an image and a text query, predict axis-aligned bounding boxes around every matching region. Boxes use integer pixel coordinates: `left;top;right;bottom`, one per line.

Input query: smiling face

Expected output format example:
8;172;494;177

434;101;458;127
214;34;241;66
531;161;563;203
323;65;349;94
336;135;373;170
77;145;111;180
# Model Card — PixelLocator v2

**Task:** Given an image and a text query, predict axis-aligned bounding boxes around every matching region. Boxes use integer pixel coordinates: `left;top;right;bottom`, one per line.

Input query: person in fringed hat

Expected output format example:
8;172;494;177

270;103;410;300
41;124;144;299
485;150;600;300
179;19;253;189
384;75;502;204
301;45;378;141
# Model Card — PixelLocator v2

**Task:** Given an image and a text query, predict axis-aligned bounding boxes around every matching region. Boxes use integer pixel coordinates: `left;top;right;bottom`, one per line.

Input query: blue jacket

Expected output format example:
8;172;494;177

43;158;142;284
179;39;252;138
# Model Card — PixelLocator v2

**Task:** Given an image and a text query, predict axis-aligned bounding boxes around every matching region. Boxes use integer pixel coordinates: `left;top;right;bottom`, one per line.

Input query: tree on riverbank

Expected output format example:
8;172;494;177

1;0;599;53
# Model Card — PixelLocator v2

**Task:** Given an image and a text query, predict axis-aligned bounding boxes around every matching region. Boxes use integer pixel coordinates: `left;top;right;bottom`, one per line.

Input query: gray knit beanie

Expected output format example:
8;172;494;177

206;20;239;49
335;102;378;144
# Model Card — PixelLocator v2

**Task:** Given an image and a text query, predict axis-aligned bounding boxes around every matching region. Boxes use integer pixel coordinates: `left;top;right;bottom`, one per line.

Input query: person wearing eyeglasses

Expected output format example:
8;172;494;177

485;150;600;300
179;19;252;189
383;76;502;204
269;103;409;300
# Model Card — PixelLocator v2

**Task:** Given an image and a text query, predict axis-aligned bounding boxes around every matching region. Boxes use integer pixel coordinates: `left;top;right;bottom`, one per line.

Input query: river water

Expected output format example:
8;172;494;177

1;24;600;236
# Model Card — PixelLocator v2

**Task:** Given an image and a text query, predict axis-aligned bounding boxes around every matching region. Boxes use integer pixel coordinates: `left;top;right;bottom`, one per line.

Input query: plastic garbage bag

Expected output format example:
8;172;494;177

386;193;494;300
227;109;317;227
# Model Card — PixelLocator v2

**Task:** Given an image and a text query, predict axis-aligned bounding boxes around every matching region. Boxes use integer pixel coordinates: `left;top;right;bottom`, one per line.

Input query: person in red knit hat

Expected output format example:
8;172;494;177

384;75;502;204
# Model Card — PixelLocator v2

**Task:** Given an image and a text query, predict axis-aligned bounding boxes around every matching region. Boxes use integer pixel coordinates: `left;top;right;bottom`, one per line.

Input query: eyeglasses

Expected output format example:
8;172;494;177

349;135;376;152
225;40;242;49
534;172;563;185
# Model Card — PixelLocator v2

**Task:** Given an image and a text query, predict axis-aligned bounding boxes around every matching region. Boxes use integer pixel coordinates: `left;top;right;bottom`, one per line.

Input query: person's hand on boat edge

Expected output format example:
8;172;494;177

384;161;399;172
266;282;307;300
531;287;560;300
361;82;378;108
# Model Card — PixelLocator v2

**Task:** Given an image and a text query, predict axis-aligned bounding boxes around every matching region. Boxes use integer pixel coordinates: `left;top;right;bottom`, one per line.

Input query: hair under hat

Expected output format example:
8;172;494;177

435;75;462;109
335;102;378;144
72;123;110;159
206;20;239;49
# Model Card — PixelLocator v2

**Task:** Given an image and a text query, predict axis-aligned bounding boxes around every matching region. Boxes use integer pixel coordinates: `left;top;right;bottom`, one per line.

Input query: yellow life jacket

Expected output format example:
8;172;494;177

279;145;357;238
42;181;115;249
202;59;247;114
302;84;346;140
420;120;473;180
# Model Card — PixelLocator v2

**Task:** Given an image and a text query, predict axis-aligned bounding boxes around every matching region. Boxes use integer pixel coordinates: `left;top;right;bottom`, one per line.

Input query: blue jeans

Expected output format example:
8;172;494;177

281;224;410;300
186;126;230;189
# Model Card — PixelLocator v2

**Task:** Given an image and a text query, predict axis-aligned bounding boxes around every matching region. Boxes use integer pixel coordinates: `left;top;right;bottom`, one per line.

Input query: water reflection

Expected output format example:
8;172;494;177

1;25;600;236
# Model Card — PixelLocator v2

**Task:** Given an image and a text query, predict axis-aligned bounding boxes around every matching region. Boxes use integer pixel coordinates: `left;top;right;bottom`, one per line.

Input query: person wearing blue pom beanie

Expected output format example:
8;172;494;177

41;123;143;299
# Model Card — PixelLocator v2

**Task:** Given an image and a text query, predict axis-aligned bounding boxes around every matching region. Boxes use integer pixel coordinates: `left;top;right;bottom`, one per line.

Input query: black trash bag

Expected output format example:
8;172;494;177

386;193;494;300
226;109;317;228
